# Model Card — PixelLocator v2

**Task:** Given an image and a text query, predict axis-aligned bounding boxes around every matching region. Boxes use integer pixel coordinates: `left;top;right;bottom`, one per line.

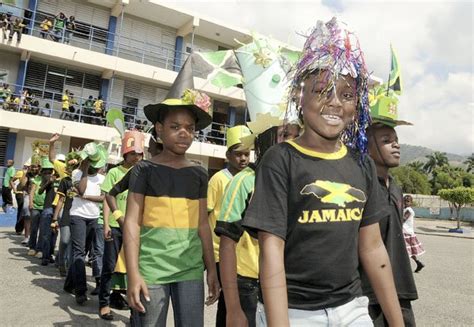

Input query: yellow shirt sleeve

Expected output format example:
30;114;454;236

53;160;67;179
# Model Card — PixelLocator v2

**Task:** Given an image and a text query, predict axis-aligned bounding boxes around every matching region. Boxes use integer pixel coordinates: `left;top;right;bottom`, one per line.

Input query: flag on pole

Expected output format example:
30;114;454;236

388;44;402;94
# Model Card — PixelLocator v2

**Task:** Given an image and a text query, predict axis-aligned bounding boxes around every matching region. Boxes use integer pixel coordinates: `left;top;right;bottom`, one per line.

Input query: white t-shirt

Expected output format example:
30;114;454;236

70;169;105;219
403;207;415;235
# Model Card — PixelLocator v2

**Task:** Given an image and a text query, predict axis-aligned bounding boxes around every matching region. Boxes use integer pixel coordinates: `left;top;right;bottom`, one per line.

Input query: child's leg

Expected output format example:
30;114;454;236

131;284;170;326
170;280;204;327
237;276;259;327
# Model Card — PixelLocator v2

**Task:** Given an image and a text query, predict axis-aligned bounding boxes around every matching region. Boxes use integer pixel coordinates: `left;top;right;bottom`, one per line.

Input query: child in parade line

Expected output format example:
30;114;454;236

363;111;419;325
216;123;300;327
51;152;81;276
12;161;30;235
242;17;404;326
63;143;107;305
21;162;40;245
98;131;144;321
403;195;425;273
124;64;220;325
208;125;251;326
2;159;16;212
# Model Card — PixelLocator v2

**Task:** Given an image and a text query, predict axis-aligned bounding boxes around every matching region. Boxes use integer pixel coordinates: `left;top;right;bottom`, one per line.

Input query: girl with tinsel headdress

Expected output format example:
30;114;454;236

242;17;403;326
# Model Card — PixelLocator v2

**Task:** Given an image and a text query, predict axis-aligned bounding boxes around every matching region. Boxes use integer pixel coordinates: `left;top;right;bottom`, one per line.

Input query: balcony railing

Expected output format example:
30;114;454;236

0;83;229;146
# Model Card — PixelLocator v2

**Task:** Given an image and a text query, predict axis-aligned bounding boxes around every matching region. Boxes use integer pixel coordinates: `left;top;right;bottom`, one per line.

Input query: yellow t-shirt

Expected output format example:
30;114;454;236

53;160;67;179
40;20;52;31
207;168;233;262
62;94;69;110
94;99;103;114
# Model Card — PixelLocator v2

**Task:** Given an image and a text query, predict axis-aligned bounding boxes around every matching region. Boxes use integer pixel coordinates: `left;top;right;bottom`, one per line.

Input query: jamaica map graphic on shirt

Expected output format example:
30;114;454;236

298;180;367;224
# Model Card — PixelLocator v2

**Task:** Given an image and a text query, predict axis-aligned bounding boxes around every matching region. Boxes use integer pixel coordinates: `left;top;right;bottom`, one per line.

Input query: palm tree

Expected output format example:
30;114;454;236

464;154;474;172
407;160;424;173
424;151;449;173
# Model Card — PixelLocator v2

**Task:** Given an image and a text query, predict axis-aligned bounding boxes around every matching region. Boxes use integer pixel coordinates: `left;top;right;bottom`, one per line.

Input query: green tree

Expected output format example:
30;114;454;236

407;160;424;174
423;151;449;173
391;166;431;194
464;154;474;173
431;165;463;194
438;187;474;229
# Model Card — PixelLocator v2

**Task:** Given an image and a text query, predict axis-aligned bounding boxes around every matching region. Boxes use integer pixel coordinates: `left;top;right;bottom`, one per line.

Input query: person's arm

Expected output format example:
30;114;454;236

359;223;404;326
52;195;64;223
9;175;17;191
219;236;247;325
105;193;125;227
39;176;53;194
259;231;289;327
103;197;112;240
49;133;60;163
124;191;149;313
81;193;104;203
75;160;89;196
199;198;220;305
29;183;36;210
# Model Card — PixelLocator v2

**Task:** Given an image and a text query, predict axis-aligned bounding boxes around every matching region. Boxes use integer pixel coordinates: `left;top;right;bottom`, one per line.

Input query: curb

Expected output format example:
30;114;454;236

416;231;474;240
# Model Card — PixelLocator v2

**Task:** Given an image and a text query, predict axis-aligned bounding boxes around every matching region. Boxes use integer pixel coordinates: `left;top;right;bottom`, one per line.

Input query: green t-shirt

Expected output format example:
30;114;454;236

3;166;16;188
32;175;45;210
101;165;129;228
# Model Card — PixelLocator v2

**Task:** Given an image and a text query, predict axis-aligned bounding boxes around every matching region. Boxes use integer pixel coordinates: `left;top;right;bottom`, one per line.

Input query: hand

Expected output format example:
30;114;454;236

80;158;89;171
227;309;249;327
127;274;150;313
50;221;59;233
49;133;60;143
104;225;112;241
205;269;220;306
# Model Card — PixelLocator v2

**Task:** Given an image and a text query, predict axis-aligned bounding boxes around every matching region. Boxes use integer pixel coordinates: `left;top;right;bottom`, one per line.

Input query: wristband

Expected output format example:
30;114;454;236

112;210;124;220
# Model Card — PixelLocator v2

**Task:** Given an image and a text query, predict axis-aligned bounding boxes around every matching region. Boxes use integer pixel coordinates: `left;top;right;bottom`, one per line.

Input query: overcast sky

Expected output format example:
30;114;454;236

162;0;473;155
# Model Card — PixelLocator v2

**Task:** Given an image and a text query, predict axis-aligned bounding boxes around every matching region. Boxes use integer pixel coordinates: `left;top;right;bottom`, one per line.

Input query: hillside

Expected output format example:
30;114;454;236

400;144;469;166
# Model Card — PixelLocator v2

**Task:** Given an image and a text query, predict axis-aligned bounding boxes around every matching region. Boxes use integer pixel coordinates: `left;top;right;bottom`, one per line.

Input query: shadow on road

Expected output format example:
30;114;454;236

1;231;130;326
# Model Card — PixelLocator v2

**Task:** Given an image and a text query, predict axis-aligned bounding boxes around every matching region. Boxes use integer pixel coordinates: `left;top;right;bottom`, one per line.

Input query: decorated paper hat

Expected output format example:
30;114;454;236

65;150;81;172
235;35;300;123
122;130;145;155
240;112;283;150
290;17;370;156
79;142;108;168
40;156;54;170
23;158;31;167
144;56;212;130
226;125;251;150
369;85;412;127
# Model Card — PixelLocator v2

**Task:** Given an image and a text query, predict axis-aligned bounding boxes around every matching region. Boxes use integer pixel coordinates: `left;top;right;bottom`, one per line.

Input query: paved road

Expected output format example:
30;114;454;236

0;224;472;326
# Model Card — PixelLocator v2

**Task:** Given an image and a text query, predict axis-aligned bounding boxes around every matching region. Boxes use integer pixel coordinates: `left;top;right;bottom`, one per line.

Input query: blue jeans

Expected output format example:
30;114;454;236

28;209;42;251
58;225;72;269
131;280;204;327
39;208;57;259
92;223;104;278
64;215;98;296
99;227;122;308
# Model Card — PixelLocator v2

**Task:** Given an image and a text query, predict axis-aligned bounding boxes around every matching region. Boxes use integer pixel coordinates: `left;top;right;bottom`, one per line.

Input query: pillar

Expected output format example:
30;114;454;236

173;36;184;71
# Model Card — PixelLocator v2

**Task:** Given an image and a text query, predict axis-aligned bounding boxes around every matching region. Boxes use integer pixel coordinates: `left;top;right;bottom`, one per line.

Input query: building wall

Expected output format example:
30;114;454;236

13;130;70;166
0;52;20;86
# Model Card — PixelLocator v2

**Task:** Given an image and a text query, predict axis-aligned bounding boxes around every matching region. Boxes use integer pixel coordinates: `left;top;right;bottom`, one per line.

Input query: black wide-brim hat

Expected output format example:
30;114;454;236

144;53;213;131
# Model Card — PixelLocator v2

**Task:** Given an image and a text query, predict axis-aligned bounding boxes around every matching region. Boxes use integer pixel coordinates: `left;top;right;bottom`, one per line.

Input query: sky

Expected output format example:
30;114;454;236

161;0;473;155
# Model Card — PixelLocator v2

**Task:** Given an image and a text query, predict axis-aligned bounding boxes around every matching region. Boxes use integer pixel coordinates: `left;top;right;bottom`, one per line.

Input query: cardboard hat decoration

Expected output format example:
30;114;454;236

40;156;54;170
122;130;145;155
79;142;108;168
23;158;31;167
226;125;251;150
234;35;300;123
240;112;283;150
144;56;213;130
369;85;412;127
65;150;81;171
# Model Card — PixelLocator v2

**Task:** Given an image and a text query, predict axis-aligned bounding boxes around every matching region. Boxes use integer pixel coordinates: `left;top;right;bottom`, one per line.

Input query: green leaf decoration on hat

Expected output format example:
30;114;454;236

106;108;125;137
192;50;243;88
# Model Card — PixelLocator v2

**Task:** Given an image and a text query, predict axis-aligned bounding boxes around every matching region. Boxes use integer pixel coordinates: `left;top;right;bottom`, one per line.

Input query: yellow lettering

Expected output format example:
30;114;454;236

351;208;363;221
298;211;309;223
308;210;322;223
322;209;336;222
336;209;347;221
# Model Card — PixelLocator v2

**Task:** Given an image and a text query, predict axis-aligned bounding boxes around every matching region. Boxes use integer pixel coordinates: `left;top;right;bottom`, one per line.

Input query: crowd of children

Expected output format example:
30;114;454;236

2;17;429;327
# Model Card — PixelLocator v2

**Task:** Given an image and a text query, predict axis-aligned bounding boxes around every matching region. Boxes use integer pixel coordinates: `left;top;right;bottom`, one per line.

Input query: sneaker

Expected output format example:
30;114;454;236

21;237;29;245
35;251;43;258
27;249;37;256
76;293;87;305
110;292;129;310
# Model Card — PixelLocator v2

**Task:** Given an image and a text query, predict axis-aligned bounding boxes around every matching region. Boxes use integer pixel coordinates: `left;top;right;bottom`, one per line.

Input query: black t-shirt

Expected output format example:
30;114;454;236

56;177;75;226
42;177;59;210
361;176;418;303
242;141;386;311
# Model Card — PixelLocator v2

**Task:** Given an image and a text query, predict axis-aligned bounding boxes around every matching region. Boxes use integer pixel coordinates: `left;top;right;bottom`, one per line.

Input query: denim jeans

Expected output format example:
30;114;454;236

64;215;98;296
257;296;373;327
92;223;104;278
99;227;122;308
131;280;204;327
369;300;416;327
28;209;42;251
39;207;57;259
58;225;72;269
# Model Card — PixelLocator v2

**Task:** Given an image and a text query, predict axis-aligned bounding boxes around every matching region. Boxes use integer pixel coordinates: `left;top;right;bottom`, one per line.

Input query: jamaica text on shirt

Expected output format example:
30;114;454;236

298;208;364;223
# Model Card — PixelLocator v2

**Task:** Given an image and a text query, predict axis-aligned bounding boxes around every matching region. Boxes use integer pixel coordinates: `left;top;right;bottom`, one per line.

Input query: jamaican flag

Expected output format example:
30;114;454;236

388;45;402;94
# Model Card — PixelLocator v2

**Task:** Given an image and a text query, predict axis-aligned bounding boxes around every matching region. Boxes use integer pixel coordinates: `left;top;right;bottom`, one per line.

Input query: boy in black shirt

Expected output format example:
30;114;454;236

242;18;403;326
362;82;419;326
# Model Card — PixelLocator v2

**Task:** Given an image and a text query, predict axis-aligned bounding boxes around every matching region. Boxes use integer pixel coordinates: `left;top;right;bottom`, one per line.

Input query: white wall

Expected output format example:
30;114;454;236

0;52;20;85
13;130;70;166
